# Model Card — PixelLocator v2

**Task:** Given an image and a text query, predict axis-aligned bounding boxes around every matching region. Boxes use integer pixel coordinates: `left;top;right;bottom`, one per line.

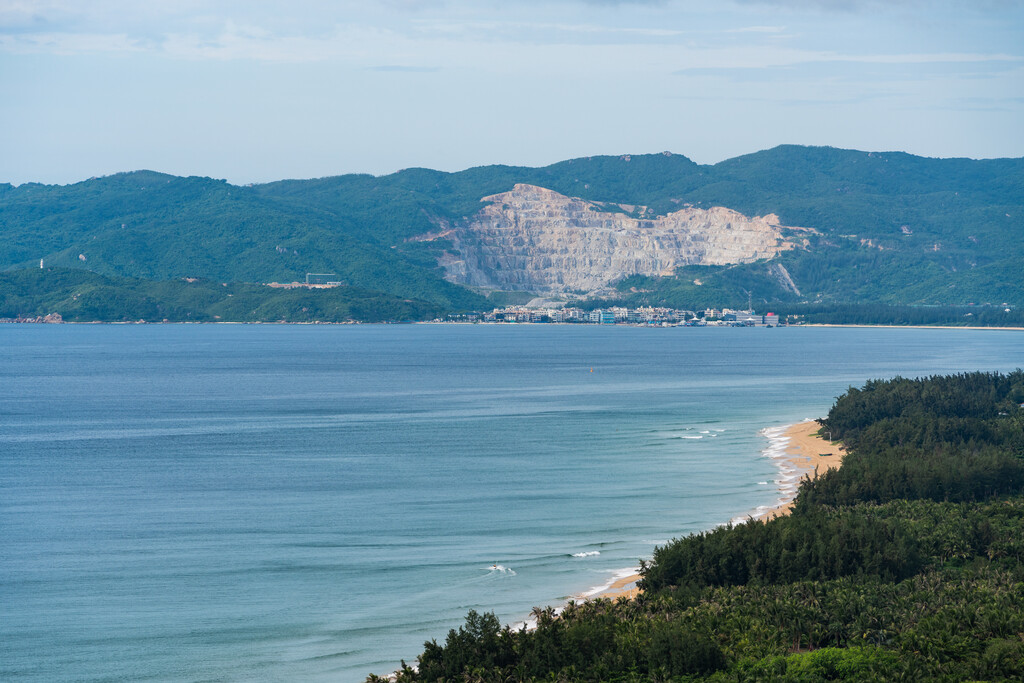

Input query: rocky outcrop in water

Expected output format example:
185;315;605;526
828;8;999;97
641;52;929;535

424;184;811;294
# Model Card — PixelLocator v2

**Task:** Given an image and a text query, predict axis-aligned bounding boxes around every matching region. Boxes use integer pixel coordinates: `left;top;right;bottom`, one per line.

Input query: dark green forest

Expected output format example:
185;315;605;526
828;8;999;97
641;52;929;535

0;268;443;323
374;372;1024;682
2;146;1022;322
770;304;1024;328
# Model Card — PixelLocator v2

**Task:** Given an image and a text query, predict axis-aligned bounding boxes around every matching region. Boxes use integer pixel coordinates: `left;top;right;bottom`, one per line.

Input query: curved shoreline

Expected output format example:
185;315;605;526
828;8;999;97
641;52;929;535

592;420;845;601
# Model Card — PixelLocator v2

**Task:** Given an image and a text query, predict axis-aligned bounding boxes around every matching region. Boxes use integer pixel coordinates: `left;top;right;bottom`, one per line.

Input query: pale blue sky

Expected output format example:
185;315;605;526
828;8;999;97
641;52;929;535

2;0;1022;185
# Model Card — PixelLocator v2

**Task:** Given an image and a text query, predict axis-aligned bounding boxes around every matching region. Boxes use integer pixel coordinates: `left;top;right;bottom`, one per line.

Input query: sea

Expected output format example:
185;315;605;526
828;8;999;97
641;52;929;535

1;323;1021;682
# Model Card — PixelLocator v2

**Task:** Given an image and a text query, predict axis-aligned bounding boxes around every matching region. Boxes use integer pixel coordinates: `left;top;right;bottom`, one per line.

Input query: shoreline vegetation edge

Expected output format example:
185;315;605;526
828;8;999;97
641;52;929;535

591;420;845;602
397;422;845;679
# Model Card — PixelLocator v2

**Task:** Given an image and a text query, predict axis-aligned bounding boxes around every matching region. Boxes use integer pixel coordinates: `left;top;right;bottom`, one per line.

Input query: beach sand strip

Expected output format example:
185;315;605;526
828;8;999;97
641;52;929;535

592;421;845;600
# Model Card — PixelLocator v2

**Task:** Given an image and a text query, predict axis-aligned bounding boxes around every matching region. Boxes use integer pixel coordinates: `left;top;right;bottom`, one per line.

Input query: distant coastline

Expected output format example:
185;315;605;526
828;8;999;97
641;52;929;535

4;318;1024;331
804;323;1024;331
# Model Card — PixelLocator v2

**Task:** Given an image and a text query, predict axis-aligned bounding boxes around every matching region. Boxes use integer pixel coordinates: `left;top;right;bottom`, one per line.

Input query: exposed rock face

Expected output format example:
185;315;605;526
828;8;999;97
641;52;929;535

428;184;810;294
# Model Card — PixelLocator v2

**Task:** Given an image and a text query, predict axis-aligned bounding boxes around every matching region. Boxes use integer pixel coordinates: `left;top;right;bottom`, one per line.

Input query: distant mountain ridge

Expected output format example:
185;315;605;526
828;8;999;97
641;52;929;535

2;145;1022;315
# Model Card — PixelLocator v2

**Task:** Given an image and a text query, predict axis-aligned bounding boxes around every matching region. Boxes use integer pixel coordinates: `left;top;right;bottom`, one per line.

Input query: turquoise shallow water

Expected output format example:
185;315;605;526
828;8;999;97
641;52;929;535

1;324;1022;681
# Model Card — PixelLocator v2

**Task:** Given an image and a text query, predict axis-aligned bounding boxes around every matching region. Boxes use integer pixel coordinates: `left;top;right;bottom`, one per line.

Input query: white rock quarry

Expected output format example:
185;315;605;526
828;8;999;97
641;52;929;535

422;184;811;294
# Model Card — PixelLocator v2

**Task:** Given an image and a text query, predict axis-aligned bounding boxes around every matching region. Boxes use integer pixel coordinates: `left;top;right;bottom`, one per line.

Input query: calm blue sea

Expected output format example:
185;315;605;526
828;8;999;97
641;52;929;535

1;324;1021;681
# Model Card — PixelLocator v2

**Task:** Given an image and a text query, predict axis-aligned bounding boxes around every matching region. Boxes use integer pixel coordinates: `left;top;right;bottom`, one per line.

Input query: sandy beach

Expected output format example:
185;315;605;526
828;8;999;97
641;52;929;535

593;420;845;600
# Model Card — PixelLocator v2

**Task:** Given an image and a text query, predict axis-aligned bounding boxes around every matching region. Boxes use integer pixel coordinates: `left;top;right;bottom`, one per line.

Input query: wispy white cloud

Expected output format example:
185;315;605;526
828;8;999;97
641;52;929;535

2;0;1022;184
2;13;1019;77
0;31;146;55
674;51;1024;73
838;52;1024;64
157;23;418;63
410;18;687;39
2;0;1021;64
726;25;787;33
366;64;440;71
733;0;1024;10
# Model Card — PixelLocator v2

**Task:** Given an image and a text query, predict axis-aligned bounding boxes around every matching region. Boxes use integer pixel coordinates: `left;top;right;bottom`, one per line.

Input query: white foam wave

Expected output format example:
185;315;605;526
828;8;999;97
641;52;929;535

680;435;703;439
749;419;821;520
578;567;639;599
571;551;600;558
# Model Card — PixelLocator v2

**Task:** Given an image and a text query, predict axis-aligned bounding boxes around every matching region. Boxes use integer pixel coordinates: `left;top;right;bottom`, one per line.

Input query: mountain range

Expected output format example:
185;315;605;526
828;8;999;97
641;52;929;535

1;145;1022;321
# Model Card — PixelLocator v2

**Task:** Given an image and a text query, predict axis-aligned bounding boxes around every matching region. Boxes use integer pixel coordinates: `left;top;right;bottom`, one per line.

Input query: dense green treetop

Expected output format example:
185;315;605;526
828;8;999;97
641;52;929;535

377;371;1024;682
0;268;444;323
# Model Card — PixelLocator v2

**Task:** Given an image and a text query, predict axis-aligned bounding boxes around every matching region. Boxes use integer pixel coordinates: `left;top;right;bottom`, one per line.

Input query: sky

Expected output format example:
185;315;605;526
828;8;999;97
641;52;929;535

1;0;1022;185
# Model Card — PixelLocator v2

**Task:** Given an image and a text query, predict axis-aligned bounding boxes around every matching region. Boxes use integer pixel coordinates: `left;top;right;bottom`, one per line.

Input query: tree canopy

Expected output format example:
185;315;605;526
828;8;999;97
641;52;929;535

375;371;1024;682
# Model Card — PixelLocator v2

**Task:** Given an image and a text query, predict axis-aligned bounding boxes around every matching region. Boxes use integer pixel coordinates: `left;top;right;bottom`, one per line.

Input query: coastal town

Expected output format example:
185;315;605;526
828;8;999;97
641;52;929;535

447;306;784;326
1;305;787;326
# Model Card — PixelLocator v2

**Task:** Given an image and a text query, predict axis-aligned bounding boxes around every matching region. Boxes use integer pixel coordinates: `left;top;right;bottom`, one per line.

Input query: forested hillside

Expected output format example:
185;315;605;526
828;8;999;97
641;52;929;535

2;146;1022;318
0;269;443;323
378;372;1024;681
0;172;485;311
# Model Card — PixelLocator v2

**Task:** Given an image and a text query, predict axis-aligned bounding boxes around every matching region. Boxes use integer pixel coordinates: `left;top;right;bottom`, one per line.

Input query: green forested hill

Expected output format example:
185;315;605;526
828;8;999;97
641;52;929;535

0;171;485;310
0;268;443;323
377;372;1024;682
2;146;1022;318
615;148;1024;308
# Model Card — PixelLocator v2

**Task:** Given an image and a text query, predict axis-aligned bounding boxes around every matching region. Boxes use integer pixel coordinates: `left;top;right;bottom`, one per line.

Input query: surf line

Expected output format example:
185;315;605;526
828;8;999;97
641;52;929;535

584;420;845;604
